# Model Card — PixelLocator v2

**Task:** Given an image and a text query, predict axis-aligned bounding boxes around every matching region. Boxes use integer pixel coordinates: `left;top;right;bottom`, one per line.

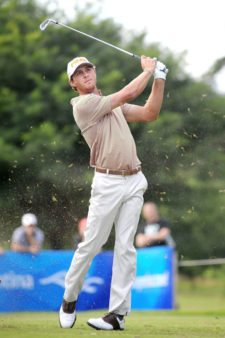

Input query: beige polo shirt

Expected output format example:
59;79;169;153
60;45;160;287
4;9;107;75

71;94;141;170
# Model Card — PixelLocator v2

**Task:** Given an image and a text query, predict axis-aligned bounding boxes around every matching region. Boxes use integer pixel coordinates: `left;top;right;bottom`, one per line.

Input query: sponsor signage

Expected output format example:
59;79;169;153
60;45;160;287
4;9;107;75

0;247;174;312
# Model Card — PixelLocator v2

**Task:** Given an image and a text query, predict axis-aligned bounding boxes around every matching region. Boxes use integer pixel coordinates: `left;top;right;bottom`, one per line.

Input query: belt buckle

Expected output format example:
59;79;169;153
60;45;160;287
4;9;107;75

121;169;126;176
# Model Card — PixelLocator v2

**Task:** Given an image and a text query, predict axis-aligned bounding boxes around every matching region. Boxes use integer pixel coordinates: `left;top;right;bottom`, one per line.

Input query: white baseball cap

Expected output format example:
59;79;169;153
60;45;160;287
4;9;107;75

67;56;94;80
21;213;38;227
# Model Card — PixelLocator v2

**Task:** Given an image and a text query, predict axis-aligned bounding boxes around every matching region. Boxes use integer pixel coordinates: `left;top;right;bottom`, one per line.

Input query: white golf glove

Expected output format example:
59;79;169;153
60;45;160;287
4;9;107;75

154;61;168;80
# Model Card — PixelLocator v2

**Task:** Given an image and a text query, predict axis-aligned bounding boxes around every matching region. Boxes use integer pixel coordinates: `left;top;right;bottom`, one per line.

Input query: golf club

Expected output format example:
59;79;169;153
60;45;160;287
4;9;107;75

39;18;141;60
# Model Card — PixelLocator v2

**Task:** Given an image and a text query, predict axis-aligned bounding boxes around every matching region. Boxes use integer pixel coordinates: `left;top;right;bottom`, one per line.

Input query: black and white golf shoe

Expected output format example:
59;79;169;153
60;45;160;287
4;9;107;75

59;300;76;329
87;312;125;330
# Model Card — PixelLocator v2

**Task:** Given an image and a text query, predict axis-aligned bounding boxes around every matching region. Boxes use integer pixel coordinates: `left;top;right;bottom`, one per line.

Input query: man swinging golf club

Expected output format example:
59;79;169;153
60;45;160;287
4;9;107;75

59;54;168;330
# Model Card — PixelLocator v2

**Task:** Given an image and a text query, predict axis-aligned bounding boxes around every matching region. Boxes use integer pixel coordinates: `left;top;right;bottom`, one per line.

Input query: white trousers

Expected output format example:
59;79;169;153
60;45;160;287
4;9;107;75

64;170;148;315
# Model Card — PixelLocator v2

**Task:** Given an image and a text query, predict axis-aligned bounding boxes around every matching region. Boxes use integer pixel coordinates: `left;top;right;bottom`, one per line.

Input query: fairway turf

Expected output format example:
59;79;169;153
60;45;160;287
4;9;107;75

1;310;225;338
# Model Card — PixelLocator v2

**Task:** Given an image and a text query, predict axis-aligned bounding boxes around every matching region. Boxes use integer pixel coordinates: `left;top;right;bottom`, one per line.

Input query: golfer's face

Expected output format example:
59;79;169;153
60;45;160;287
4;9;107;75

71;65;96;93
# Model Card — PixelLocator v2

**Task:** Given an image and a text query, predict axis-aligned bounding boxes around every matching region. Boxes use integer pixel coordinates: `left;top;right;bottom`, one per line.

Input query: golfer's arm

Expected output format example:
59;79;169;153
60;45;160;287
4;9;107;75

110;70;153;109
124;79;165;122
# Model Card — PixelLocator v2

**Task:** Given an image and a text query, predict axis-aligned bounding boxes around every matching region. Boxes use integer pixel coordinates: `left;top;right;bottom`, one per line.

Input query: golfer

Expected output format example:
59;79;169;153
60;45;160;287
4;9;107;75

59;55;168;330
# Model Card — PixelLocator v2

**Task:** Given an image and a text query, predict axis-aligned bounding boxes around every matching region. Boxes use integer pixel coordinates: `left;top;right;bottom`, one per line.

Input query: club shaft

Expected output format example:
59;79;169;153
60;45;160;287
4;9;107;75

55;21;140;60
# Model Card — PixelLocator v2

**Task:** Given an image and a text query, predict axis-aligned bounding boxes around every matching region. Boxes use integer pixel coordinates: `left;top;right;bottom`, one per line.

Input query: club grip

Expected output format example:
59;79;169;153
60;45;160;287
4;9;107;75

132;54;141;60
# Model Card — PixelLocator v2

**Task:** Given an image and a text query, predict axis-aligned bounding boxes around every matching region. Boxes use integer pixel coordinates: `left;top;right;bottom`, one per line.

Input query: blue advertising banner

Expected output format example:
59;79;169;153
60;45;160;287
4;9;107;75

0;247;174;312
132;246;174;309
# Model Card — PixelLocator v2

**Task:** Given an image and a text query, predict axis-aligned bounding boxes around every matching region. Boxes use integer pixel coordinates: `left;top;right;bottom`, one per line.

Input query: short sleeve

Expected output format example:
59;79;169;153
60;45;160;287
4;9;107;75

121;103;131;115
121;103;137;119
136;223;145;235
36;229;44;246
11;228;23;244
159;219;170;229
72;94;112;133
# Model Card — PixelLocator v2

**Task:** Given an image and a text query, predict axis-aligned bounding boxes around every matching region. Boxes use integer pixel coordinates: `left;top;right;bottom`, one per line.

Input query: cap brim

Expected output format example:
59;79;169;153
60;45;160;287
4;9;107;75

70;62;94;79
23;223;36;227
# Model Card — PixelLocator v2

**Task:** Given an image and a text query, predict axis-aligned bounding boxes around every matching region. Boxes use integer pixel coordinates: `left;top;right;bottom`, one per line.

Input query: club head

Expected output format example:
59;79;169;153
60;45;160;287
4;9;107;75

39;18;58;31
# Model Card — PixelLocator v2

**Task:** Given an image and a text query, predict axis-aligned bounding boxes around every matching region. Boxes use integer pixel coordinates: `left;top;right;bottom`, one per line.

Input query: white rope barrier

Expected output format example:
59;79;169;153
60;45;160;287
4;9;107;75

179;258;225;267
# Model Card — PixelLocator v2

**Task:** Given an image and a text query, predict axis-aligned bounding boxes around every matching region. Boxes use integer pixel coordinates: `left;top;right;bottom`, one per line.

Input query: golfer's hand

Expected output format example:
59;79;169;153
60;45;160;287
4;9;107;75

154;61;168;80
141;55;157;74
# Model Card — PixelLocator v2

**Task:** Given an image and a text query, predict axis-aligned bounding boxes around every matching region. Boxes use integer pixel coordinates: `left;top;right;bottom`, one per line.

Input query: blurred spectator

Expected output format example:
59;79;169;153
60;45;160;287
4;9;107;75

11;213;44;254
0;246;4;255
74;217;87;249
135;202;175;248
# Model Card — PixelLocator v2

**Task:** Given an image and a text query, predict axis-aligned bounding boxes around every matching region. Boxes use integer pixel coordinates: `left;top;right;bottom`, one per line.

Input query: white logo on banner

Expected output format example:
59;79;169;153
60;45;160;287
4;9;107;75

133;272;169;290
0;269;104;293
0;270;168;291
0;271;34;289
39;271;67;288
82;277;104;294
39;271;104;293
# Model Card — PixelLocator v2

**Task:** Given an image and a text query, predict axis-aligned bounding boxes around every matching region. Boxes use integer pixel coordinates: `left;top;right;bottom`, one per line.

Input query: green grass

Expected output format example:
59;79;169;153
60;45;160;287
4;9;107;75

1;276;225;338
1;310;225;338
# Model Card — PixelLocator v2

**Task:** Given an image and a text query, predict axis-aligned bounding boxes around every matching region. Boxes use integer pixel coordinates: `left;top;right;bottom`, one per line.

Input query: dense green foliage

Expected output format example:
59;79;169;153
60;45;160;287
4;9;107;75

0;0;224;257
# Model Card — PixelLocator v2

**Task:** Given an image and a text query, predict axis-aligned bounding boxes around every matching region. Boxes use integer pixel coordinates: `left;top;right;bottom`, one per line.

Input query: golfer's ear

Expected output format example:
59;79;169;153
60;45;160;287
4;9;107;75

69;77;75;87
69;78;77;92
